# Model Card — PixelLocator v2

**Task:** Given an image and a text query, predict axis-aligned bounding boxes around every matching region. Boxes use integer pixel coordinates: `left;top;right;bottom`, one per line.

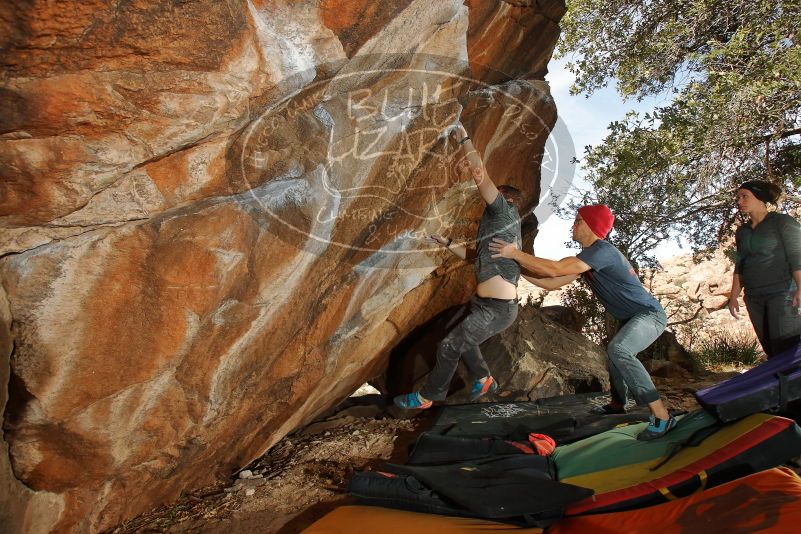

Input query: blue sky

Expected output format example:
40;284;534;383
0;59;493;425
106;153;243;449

535;57;683;261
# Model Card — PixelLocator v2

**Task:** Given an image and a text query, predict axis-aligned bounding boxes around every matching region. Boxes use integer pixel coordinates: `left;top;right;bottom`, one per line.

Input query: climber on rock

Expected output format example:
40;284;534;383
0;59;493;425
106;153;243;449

393;122;523;410
488;205;676;441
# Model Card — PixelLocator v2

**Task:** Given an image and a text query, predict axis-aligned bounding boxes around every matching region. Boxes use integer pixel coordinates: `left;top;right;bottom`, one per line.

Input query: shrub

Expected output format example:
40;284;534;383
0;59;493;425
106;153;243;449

693;329;764;369
524;291;546;308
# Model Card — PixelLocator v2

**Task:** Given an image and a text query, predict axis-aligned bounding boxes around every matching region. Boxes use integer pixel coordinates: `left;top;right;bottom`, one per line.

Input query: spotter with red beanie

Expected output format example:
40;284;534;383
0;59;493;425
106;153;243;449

489;204;676;441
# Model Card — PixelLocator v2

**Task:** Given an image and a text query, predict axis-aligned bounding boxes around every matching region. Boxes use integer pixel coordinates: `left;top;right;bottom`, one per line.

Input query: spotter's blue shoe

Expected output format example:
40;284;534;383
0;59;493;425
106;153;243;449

469;376;498;401
637;415;677;441
393;391;433;410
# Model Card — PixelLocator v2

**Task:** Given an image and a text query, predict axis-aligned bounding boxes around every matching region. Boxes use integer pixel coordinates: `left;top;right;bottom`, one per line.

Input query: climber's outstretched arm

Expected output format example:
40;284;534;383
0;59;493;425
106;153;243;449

452;123;499;206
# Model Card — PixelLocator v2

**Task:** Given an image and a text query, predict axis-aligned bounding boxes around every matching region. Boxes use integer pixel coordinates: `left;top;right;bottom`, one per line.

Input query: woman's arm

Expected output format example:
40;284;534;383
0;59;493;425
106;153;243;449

779;215;801;275
778;215;801;307
728;271;743;318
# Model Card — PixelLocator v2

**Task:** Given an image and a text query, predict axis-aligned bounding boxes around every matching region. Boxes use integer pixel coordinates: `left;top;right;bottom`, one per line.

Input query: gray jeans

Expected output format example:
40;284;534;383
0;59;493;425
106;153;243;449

745;290;801;358
421;295;518;401
607;309;667;406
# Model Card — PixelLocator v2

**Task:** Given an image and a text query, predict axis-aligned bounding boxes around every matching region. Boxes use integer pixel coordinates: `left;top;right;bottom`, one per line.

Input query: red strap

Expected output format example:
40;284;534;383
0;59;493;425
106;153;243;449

504;440;535;454
528;433;556;456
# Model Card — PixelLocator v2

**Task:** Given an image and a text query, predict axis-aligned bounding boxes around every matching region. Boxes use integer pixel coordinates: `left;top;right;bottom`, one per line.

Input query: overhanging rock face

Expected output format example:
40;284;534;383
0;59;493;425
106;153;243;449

0;1;566;531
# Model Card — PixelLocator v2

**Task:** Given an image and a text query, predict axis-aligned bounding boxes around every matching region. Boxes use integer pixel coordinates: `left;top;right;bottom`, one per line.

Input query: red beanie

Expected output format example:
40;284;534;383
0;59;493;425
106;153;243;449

578;204;614;238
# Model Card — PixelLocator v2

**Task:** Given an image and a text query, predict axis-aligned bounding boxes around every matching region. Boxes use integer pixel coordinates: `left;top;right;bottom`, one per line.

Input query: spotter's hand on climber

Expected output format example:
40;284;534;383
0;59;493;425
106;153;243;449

489;237;590;279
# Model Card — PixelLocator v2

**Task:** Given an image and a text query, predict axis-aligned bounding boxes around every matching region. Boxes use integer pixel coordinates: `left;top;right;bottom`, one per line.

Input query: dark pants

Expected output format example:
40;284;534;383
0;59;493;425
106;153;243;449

745;291;801;358
421;295;518;401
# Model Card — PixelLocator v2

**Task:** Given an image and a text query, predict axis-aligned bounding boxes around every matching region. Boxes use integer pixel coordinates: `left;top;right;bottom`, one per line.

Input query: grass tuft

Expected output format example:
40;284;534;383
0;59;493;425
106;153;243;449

692;329;764;369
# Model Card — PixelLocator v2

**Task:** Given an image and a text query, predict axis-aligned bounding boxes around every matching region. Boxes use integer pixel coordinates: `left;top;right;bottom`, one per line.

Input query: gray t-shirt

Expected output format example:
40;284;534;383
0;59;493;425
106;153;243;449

576;240;663;321
735;212;801;296
474;193;521;285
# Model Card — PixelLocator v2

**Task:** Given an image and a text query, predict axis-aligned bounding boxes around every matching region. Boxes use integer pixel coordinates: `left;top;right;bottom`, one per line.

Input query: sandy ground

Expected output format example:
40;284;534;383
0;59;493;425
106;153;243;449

107;369;741;534
107;407;428;534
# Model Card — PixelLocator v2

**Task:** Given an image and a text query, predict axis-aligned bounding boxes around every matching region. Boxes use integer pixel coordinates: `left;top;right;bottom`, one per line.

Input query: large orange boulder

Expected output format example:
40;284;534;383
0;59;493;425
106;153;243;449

0;1;566;531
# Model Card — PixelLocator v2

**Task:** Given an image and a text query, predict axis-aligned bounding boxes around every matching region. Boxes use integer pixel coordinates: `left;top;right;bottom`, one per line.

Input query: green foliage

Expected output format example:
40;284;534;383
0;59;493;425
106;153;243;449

558;0;800;101
557;0;801;263
560;281;617;344
692;329;764;368
524;290;547;308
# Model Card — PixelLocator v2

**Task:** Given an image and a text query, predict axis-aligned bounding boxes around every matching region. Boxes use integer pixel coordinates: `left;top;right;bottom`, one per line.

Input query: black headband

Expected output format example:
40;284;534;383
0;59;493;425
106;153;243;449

739;181;775;203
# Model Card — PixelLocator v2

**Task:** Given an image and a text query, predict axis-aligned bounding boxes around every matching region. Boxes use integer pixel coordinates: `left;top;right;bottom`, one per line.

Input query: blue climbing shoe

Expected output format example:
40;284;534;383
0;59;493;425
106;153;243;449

393;391;433;410
469;376;498;401
637;415;677;441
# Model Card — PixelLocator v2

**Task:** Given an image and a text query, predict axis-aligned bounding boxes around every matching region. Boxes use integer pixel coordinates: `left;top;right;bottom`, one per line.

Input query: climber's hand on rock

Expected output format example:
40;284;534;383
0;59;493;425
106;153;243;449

448;122;468;144
425;234;448;246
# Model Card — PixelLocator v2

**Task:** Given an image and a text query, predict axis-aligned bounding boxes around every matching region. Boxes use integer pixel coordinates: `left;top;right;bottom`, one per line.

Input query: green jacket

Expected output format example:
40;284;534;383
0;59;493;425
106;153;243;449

735;212;801;296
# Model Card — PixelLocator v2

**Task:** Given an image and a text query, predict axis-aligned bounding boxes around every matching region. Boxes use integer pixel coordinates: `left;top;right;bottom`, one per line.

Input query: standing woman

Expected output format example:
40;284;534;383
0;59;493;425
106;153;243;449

729;180;801;357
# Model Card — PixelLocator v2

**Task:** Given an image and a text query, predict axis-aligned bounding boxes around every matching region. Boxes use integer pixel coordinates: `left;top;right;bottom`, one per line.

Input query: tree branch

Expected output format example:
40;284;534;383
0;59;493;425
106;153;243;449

667;302;705;327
